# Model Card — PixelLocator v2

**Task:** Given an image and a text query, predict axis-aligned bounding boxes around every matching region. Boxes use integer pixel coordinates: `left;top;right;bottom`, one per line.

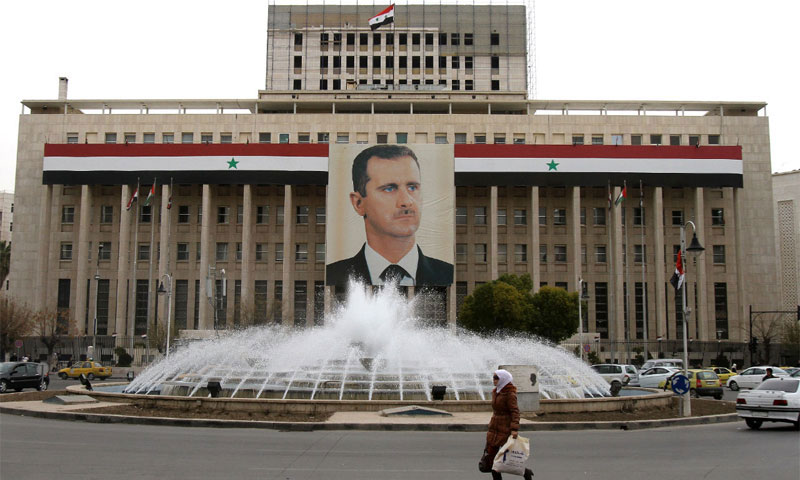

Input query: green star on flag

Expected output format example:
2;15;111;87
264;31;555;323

227;157;239;169
546;160;559;171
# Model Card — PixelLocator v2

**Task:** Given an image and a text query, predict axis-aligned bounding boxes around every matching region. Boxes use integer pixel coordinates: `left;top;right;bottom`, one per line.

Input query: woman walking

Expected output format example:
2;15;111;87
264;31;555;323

480;369;533;480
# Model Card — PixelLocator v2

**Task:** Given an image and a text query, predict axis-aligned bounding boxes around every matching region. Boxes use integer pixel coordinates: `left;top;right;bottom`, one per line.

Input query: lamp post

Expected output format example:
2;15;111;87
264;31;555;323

92;245;103;359
578;278;590;362
157;273;173;358
680;220;704;417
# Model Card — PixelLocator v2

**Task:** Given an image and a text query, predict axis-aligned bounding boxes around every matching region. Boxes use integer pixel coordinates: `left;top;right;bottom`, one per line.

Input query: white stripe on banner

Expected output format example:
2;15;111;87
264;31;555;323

455;157;743;175
43;156;328;172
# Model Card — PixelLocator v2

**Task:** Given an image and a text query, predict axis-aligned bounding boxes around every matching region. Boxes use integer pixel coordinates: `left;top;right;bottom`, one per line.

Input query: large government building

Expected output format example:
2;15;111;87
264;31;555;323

8;2;781;363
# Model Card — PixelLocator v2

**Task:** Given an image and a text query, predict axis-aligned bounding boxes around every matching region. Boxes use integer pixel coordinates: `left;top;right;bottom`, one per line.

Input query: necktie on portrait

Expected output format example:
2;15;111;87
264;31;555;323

380;264;410;283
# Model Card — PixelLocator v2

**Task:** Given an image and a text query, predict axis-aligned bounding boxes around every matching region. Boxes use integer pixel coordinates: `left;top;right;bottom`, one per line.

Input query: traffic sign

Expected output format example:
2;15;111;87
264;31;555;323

14;339;23;349
670;374;690;395
583;344;591;353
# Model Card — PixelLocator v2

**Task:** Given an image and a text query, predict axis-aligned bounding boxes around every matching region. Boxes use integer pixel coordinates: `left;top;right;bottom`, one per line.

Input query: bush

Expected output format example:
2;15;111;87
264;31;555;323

115;347;133;367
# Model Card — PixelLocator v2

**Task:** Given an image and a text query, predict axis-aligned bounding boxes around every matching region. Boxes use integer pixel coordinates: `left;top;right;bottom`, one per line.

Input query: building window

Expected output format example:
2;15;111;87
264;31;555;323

592;135;604;145
464;33;473;45
455;207;467;225
196;242;202;261
215;243;228;261
138;244;150;261
713;245;726;264
99;205;113;224
395;132;408;144
217;206;229;224
315;206;326;225
539;245;547;263
474;134;486;144
60;243;73;261
98;242;111;260
276;206;284;225
279;133;290;144
317;132;329;143
497;208;507;225
491;80;500;91
124;133;135;144
296;206;309;224
714;283;729;338
435;133;448;144
294;281;307;327
456;243;467;263
633;207;645;226
139;205;152;223
580;207;586;226
236;243;243;261
177;243;189;261
452;56;460;70
554;245;567;263
711;208;725;226
491;32;500;45
670;135;681;146
178;205;190;223
671;210;684;226
295;243;308;262
515;244;527;263
538;207;547;225
451;33;460;45
259;132;271;143
201;133;213;144
708;134;720;145
514;209;527;225
255;243;267;262
611;134;623;146
105;133;117;144
293;80;302;90
315;243;325;263
465;79;474;91
162;133;174;144
497;244;507;263
256;205;269;224
553;208;567;225
275;243;283;263
67;133;79;143
336;133;349;144
631;134;642;145
475;244;487;263
236;205;244;224
294;33;303;46
595;282;609;339
181;132;193;144
494;134;505;144
650;134;662;145
572;135;584;145
634;244;646;263
474;207;487;225
61;206;75;223
593;207;606;226
595;245;607;263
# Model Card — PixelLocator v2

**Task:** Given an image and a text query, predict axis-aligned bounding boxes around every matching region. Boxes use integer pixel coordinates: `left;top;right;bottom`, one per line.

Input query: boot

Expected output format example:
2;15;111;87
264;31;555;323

524;468;534;479
491;471;503;480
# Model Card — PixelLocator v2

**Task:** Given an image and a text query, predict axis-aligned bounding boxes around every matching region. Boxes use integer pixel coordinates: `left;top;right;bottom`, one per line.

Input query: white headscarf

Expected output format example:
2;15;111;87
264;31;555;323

494;369;513;393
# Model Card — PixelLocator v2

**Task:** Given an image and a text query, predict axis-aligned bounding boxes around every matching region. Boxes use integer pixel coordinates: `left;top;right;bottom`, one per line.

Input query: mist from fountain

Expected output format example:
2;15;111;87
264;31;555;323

125;281;610;400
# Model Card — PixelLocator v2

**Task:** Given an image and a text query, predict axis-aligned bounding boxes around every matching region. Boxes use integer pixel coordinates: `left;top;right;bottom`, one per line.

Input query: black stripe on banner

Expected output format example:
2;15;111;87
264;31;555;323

370;17;394;30
454;172;743;188
42;171;329;186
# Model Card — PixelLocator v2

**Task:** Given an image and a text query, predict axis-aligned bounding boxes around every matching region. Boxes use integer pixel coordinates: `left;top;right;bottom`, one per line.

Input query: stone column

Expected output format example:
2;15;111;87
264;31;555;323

611;187;625;343
114;185;131;336
529;187;540;290
568;187;581;290
693;187;709;341
652;187;667;340
448;283;457;330
157;184;170;328
74;185;92;334
241;185;254;325
733;188;747;342
36;185;53;311
489;186;498;279
199;185;212;329
281;185;294;327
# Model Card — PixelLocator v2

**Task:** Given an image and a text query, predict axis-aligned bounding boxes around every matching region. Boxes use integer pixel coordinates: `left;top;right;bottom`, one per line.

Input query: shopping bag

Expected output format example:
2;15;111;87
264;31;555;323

492;435;530;476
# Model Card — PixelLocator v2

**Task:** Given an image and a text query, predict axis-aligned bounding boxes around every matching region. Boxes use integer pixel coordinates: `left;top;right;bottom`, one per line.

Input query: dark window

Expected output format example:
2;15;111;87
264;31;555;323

174;280;188;330
314;281;325;326
452;56;460;69
491;80;499;90
425;33;433;45
373;33;381;46
491;56;499;69
439;56;446;68
425;56;433;68
399;33;407;45
451;33;460;45
439;33;447;45
254;280;268;324
294;33;302;46
346;56;355;68
359;56;368;68
134;280;149;335
347;33;355;45
360;33;368;45
491;33;500;45
399;56;407;68
412;56;420;68
320;56;328;68
412;33;420;45
293;79;301;90
294;56;302;68
714;283;728;338
464;33;473;45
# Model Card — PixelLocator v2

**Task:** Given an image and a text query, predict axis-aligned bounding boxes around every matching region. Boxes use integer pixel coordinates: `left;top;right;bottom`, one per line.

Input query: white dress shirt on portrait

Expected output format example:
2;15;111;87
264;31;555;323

364;242;418;286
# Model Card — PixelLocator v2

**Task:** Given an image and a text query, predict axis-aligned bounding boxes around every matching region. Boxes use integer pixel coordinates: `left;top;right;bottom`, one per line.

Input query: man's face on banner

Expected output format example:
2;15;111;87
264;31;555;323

352;155;422;240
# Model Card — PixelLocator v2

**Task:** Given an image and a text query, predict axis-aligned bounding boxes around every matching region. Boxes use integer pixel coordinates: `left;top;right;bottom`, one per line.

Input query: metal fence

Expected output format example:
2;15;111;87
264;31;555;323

6;335;163;369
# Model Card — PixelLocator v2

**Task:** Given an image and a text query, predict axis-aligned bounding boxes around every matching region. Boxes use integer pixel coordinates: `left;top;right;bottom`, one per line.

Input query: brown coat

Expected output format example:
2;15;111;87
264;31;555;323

486;383;520;447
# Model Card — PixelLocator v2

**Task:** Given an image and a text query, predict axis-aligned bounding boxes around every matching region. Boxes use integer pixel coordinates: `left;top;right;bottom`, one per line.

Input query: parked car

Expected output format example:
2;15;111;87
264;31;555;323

0;362;50;393
790;369;800;378
57;361;112;380
591;364;639;388
736;377;800;430
726;366;788;391
783;367;799;376
710;366;737;383
640;358;684;371
663;369;723;399
638;366;681;388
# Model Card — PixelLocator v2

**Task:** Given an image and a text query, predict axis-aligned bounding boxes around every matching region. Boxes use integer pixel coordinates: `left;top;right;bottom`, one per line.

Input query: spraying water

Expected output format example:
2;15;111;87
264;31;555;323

125;282;610;400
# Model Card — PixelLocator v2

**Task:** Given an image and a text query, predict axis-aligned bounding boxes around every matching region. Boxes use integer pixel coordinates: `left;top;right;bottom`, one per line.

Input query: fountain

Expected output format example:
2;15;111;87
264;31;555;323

123;281;612;402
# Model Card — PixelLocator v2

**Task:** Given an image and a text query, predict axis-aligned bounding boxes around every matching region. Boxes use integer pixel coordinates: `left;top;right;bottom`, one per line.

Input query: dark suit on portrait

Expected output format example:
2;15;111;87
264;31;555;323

326;244;454;287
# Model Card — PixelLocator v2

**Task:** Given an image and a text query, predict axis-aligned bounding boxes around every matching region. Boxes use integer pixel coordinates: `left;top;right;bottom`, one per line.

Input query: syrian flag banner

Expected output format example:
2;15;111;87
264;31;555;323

670;249;685;291
144;183;156;206
167;193;172;210
614;185;627;206
369;4;395;30
126;186;139;211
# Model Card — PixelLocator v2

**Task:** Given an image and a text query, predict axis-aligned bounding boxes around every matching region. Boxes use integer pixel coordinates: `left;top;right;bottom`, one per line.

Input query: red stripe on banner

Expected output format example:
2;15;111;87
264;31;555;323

370;4;394;21
44;143;330;158
454;144;742;160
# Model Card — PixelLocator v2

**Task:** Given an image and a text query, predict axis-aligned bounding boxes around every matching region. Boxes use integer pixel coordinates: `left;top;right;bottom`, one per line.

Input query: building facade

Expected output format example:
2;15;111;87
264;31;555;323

0;190;12;244
8;3;780;363
772;170;800;311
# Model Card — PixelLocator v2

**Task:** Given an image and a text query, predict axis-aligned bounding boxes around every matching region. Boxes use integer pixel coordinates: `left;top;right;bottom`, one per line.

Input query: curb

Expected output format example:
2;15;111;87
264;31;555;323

0;404;739;431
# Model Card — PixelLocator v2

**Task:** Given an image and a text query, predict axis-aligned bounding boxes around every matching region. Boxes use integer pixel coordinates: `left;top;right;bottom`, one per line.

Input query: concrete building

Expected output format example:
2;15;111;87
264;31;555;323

772;170;800;311
0;190;12;244
7;2;780;363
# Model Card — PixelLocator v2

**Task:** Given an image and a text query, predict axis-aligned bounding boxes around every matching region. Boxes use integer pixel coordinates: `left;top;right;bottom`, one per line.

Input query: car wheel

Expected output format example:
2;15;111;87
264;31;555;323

690;389;699;398
87;373;95;380
38;379;48;391
745;418;763;430
59;372;68;380
729;381;739;391
714;393;723;400
0;379;8;393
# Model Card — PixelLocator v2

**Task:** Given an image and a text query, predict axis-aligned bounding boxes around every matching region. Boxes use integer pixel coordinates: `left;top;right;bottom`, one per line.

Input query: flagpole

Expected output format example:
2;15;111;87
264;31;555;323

145;179;157;364
640;179;648;363
607;179;615;363
129;178;140;352
624;179;631;364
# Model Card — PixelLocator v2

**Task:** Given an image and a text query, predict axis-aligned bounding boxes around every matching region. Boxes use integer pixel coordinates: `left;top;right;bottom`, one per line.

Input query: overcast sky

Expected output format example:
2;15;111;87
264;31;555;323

1;0;798;192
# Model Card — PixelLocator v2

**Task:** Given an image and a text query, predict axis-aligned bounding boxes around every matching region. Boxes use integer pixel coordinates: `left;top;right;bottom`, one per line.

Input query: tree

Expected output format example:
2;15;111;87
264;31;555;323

529;286;579;343
32;308;70;361
0;240;10;287
0;297;34;358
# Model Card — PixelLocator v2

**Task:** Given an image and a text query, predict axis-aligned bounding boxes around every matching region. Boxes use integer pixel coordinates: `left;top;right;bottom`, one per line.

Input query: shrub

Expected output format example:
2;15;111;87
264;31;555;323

115;347;133;367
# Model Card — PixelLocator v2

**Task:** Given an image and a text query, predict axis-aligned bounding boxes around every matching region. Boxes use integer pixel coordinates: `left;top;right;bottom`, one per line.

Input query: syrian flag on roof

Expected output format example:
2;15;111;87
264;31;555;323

126;186;139;211
369;4;395;30
670;249;685;291
144;182;156;207
614;184;627;206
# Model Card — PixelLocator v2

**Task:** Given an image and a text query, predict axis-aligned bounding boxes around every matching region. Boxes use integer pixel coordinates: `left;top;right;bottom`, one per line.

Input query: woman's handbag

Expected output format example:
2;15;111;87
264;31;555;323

492;435;530;476
478;449;494;473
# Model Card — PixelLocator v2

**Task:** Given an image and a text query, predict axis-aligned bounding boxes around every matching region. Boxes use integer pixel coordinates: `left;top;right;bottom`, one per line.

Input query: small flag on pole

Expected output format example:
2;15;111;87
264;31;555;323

144;182;156;207
369;4;395;30
614;184;627;206
670;249;685;291
126;186;139;211
166;177;173;210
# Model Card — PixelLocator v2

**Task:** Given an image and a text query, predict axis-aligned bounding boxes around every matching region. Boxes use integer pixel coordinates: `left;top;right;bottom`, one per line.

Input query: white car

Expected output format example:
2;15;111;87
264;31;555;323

726;366;788;391
638;366;681;388
591;364;639;388
735;378;800;430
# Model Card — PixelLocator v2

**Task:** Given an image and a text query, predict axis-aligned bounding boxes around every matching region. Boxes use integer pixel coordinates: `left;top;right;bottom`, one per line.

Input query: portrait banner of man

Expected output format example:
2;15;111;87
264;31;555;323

326;144;454;287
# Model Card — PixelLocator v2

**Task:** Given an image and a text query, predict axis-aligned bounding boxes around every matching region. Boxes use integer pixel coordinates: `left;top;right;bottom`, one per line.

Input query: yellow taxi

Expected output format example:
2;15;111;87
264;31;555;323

711;366;737;383
661;369;724;400
57;361;112;380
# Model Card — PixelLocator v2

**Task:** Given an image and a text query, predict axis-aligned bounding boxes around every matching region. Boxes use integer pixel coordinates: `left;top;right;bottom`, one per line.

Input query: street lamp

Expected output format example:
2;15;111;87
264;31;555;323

92;244;103;360
680;221;704;417
577;278;590;362
157;273;173;358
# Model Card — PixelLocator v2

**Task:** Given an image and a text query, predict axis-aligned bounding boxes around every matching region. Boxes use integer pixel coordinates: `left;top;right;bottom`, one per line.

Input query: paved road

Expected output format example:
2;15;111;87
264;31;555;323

2;414;798;480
